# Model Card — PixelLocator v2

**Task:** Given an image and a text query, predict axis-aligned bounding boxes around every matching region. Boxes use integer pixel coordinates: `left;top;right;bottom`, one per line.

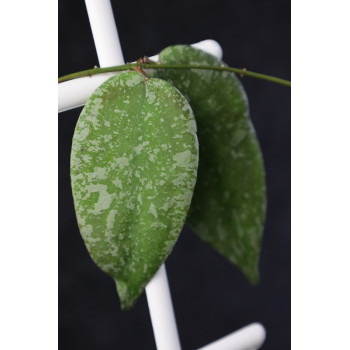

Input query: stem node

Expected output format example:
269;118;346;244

240;68;247;78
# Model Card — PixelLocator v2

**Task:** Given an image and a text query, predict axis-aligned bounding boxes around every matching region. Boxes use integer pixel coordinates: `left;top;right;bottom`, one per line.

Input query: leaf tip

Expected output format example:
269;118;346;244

242;263;260;285
115;279;141;311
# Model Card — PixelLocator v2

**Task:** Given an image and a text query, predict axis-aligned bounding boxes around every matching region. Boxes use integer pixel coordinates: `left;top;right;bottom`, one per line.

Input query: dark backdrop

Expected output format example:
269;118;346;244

58;0;291;349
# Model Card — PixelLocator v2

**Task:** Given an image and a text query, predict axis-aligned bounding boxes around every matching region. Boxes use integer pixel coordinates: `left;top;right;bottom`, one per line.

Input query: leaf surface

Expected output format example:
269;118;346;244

70;71;198;309
154;45;266;283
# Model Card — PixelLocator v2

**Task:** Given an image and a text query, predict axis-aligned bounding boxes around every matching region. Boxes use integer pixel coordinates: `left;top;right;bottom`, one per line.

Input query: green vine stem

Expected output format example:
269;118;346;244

58;62;291;87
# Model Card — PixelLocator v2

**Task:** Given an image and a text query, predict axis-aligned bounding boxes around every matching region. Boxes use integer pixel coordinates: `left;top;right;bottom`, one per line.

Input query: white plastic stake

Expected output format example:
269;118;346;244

58;73;116;113
146;265;182;350
196;323;266;350
83;1;181;349
84;0;124;67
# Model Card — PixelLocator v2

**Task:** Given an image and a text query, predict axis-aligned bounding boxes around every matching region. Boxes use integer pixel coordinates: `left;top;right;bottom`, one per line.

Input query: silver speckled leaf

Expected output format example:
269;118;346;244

153;45;266;283
70;71;198;309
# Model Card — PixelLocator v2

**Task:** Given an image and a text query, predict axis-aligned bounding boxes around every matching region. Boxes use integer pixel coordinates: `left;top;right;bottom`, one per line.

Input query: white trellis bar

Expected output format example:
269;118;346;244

195;323;266;350
146;265;181;350
58;0;266;349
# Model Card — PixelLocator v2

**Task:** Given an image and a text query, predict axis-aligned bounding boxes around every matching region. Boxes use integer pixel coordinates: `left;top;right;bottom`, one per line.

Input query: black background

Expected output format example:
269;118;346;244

58;0;291;349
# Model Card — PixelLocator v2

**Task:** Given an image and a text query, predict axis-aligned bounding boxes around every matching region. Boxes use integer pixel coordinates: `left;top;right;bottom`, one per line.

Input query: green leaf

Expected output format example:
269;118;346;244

153;45;266;283
70;71;198;309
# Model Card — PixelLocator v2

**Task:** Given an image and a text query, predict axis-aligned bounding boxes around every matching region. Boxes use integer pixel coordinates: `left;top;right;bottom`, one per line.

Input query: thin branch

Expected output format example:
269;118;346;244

58;62;291;87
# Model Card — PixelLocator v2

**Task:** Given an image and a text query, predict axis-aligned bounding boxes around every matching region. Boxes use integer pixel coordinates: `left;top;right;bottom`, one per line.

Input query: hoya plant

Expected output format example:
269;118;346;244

60;44;289;309
59;1;291;348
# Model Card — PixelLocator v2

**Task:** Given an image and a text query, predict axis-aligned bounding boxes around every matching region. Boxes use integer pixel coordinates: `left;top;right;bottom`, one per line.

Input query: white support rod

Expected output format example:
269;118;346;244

62;0;123;113
195;323;266;350
58;39;223;113
58;73;115;113
83;1;181;349
84;0;124;67
146;265;182;350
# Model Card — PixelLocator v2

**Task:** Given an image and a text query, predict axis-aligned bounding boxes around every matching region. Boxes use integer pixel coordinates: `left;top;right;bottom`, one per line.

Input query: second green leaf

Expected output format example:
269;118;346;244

154;45;267;283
